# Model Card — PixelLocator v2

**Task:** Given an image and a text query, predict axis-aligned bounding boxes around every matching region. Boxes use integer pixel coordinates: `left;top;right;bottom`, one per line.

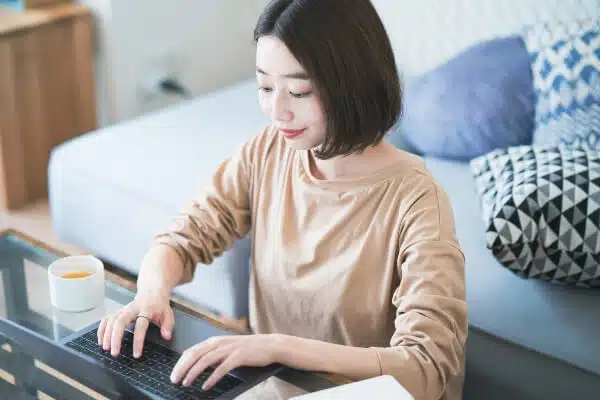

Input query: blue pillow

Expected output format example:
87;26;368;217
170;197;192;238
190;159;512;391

522;19;600;150
400;36;535;161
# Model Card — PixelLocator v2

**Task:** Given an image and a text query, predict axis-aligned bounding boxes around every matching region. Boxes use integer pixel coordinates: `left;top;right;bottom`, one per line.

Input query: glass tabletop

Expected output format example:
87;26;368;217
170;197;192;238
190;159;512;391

0;231;133;342
0;230;338;399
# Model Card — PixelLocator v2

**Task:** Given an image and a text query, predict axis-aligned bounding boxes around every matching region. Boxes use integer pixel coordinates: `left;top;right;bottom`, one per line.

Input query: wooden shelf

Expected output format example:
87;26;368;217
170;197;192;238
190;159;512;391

0;3;96;210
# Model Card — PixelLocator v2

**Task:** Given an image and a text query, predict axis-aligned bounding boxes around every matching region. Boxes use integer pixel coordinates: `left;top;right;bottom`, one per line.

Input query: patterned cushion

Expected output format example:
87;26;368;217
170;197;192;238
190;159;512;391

470;145;600;287
522;19;600;150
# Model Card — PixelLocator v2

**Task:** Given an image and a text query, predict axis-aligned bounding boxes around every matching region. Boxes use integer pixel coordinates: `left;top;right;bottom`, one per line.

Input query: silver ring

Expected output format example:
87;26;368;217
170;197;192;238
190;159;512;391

136;315;152;323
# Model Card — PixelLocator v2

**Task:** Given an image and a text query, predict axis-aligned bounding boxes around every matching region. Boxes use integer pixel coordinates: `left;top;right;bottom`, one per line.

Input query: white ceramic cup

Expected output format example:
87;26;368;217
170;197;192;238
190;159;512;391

48;255;105;312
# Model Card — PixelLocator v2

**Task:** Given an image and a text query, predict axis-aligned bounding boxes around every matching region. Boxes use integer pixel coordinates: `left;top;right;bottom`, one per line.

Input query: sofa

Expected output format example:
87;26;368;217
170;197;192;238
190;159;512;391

48;0;600;398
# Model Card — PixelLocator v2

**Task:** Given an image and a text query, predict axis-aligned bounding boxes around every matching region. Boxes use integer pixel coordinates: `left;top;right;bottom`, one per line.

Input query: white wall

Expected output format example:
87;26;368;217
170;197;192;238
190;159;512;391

82;0;599;126
371;0;599;79
79;0;267;126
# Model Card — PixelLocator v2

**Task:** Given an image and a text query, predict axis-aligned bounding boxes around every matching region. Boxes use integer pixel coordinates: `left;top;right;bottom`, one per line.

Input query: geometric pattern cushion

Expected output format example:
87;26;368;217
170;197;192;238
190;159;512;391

470;145;600;287
522;19;600;150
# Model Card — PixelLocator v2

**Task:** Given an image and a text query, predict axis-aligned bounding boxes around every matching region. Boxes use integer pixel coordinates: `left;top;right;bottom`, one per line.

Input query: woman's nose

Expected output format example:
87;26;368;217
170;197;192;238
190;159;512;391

271;92;293;122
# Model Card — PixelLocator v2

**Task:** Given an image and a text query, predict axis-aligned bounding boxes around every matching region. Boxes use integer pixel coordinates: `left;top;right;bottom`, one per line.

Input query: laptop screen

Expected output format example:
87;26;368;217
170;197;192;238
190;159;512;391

0;319;146;399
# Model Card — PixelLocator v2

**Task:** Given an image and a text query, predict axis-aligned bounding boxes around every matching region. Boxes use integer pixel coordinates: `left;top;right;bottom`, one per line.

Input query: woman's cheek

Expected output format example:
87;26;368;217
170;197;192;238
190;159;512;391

308;98;326;124
258;94;271;115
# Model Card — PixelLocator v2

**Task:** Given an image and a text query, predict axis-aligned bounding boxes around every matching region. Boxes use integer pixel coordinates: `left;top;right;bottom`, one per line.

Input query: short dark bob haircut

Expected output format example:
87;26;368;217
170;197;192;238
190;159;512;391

254;0;403;159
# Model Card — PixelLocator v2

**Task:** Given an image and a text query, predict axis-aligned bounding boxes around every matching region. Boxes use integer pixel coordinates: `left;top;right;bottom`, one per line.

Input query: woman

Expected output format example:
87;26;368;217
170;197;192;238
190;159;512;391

98;0;468;398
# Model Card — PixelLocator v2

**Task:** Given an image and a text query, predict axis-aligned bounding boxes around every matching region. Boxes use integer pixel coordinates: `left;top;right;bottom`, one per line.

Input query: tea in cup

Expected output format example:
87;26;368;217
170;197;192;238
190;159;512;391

48;255;105;312
61;271;93;279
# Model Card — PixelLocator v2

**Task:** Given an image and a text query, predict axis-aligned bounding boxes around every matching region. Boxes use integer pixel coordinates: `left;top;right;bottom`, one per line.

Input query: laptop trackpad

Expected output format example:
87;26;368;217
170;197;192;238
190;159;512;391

142;310;234;354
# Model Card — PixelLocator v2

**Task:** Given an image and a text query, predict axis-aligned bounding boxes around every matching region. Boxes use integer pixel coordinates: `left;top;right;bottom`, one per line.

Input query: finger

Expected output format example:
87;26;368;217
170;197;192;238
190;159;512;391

182;345;233;387
202;351;241;391
160;307;175;340
132;314;151;358
102;315;116;351
171;339;221;384
97;317;108;345
110;309;136;357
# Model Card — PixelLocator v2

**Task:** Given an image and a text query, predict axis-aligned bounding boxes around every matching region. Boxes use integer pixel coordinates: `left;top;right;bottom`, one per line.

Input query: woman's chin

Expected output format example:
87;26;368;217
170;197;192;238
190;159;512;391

284;138;319;151
282;135;323;150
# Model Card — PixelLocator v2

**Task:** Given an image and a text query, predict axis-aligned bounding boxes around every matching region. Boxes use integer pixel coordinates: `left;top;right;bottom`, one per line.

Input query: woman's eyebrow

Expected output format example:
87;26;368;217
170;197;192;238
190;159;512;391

256;67;309;80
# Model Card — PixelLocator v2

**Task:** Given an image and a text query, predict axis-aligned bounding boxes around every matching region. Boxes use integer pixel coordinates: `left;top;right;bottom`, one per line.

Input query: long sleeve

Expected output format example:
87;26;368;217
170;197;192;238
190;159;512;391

152;132;263;284
371;182;468;400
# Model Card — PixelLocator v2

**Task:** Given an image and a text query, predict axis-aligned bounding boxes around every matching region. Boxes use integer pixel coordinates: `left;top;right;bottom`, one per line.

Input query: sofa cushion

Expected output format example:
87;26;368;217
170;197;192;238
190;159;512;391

49;79;267;317
400;36;534;161
523;19;600;149
424;156;600;376
470;145;600;287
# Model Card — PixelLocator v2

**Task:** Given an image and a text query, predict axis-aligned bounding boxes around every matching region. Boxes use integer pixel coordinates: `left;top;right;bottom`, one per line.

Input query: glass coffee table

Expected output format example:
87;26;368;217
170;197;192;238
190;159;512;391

0;229;340;399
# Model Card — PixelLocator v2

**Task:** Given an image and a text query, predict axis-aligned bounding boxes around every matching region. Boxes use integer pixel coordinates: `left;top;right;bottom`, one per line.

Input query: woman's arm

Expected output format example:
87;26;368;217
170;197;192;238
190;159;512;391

98;130;271;358
168;333;381;391
136;244;185;297
274;335;381;380
273;243;467;396
151;129;271;285
278;183;468;399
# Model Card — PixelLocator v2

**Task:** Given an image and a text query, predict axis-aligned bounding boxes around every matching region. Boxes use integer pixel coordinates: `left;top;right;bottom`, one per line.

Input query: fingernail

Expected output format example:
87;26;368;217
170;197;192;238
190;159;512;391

134;351;140;358
182;379;190;387
202;383;209;391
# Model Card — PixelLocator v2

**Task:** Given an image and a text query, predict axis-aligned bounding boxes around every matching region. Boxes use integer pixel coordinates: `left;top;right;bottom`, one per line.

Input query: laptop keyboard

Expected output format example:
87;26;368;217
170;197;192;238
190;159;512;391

65;329;245;399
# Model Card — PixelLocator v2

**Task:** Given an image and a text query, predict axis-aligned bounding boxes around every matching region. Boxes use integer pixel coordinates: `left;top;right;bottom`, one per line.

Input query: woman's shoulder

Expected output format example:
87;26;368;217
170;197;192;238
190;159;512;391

385;147;439;188
384;148;455;211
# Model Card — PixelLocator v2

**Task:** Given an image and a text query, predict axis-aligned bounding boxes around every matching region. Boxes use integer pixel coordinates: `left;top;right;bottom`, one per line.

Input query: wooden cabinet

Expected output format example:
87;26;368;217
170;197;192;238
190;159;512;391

0;3;96;210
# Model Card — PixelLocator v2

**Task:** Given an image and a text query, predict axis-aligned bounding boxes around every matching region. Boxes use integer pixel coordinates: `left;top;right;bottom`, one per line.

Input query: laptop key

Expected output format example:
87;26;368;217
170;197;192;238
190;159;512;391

189;374;214;390
162;385;183;397
146;379;162;390
157;355;171;364
153;362;172;374
131;363;151;374
129;360;149;372
154;373;172;385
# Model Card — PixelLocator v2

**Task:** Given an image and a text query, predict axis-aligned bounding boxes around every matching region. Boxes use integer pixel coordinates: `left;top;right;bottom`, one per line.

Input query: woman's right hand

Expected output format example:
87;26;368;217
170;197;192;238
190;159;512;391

97;290;175;359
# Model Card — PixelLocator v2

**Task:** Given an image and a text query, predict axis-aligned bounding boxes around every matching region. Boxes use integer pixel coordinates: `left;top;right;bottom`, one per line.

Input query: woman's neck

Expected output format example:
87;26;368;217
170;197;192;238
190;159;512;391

309;140;402;181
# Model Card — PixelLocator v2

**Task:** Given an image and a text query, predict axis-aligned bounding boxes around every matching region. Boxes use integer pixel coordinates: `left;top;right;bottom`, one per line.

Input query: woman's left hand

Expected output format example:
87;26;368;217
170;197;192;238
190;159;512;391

170;334;284;391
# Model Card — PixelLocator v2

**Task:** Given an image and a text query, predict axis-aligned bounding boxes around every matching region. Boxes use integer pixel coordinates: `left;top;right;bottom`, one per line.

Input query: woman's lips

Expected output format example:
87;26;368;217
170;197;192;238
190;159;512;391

279;128;306;139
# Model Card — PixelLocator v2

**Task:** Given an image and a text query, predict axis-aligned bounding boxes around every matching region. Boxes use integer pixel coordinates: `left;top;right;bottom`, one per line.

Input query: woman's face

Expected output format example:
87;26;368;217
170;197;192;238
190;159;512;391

256;36;327;150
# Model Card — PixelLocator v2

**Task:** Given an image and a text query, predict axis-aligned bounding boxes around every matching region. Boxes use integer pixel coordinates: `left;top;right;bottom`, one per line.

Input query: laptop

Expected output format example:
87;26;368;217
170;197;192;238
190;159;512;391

0;312;283;399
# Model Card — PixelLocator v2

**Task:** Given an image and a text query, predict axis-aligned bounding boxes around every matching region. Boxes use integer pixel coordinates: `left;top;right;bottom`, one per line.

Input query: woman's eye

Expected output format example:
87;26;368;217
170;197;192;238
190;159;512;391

291;91;312;98
258;87;273;93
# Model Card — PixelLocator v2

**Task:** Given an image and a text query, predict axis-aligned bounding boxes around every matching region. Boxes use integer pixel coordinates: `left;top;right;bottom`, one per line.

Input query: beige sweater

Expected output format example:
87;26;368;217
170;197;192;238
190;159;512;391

154;126;468;400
